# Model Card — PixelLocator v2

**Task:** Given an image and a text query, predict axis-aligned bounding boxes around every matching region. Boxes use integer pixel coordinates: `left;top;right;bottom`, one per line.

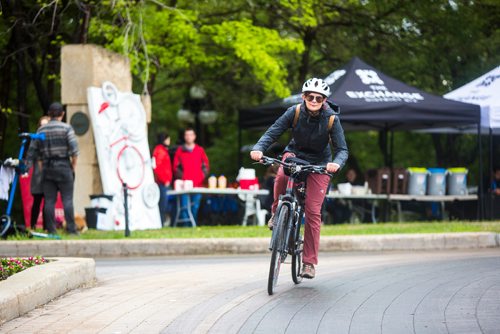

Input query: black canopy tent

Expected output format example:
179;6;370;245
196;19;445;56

239;57;480;130
238;57;484;218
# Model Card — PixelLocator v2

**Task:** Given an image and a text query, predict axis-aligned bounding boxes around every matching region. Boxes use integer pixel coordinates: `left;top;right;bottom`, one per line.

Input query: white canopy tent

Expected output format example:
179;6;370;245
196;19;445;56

444;65;500;220
444;65;500;134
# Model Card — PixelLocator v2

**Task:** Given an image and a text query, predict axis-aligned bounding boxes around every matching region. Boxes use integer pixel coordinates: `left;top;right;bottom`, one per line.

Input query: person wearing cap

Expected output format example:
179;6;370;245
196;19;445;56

250;78;348;279
29;102;79;235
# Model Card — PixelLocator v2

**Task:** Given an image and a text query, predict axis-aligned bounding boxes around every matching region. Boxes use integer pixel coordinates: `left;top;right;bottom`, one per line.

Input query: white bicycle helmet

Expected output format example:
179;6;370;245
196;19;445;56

302;78;331;97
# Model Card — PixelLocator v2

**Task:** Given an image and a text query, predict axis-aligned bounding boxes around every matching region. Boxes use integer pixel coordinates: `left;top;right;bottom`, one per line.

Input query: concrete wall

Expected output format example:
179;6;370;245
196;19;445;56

61;44;132;216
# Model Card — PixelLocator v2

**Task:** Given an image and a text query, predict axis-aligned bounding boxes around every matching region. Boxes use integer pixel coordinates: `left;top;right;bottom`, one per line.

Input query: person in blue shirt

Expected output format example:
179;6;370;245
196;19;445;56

492;167;500;196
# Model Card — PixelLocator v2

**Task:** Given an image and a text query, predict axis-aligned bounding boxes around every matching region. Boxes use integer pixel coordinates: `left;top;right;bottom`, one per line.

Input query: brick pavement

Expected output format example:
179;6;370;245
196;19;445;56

1;250;499;333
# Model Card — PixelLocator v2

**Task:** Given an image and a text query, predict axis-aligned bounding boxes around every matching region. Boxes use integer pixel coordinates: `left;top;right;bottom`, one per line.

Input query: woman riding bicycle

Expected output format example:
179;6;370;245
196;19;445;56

250;78;348;279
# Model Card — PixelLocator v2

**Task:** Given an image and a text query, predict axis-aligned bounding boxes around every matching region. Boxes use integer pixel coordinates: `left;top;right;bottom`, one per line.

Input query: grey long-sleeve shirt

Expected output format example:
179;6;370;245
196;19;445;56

253;101;349;167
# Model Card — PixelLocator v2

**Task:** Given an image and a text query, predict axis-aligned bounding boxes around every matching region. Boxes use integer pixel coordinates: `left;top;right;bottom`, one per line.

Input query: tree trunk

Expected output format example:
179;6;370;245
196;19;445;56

0;54;12;156
46;28;60;103
79;3;91;44
13;4;29;133
28;46;50;113
298;28;316;84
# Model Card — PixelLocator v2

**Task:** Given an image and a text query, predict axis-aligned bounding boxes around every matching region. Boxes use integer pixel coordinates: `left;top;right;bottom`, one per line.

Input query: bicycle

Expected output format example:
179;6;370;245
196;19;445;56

257;156;332;295
0;133;63;239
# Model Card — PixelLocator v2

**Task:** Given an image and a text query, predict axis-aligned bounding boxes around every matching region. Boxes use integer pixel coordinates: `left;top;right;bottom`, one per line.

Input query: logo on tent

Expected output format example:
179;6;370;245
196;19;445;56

355;69;384;85
477;74;500;88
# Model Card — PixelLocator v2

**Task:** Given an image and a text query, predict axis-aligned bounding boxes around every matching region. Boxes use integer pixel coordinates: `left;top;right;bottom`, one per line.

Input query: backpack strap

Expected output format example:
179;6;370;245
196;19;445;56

292;104;301;128
327;115;335;132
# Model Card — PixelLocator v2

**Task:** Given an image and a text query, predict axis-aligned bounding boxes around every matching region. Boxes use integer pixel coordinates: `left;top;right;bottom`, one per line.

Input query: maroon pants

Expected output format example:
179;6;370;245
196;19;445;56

272;153;330;265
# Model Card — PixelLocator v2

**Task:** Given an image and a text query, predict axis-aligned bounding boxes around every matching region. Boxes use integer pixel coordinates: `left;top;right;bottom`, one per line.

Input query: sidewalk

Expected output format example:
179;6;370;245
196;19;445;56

1;232;499;257
0;233;498;327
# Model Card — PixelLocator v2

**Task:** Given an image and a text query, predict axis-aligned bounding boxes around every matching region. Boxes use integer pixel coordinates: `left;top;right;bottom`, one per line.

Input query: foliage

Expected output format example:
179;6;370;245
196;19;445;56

0;256;47;281
0;0;499;203
89;1;303;97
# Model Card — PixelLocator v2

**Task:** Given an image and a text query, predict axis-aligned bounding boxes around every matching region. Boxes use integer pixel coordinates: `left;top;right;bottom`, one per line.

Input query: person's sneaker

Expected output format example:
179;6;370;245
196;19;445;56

301;263;315;279
267;214;275;230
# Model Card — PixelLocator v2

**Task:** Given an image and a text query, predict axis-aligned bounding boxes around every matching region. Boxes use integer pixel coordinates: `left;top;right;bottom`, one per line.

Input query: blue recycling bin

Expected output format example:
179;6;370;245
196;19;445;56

427;168;447;196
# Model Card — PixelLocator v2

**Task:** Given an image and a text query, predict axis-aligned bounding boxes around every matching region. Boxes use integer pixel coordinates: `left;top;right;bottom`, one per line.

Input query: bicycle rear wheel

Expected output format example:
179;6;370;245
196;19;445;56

268;205;290;295
291;213;303;284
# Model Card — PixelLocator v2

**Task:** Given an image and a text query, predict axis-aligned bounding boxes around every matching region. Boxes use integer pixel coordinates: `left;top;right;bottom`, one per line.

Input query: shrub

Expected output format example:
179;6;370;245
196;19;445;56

0;256;48;281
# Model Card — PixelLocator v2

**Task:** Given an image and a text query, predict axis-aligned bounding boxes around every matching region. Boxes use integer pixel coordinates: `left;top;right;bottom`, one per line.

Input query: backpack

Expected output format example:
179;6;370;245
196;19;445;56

292;104;335;133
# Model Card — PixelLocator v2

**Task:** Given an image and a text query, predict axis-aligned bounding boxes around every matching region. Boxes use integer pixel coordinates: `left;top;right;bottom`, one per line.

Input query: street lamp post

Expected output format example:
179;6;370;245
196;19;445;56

177;85;218;146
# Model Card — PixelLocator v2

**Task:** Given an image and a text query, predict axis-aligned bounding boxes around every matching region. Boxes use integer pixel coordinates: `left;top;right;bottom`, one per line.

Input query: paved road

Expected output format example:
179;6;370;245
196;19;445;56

1;249;500;333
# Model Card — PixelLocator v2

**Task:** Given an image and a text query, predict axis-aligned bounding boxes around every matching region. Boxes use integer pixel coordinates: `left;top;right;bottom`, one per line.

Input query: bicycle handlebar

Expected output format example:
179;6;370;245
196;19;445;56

19;132;46;141
256;156;333;177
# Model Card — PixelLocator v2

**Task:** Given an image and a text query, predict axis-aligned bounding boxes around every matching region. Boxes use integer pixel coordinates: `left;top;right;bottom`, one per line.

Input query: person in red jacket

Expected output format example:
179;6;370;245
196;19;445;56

153;133;173;226
173;128;209;225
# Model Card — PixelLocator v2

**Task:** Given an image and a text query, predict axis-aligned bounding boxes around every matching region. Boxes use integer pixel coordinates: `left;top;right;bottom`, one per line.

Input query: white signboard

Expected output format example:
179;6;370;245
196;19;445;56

87;82;161;230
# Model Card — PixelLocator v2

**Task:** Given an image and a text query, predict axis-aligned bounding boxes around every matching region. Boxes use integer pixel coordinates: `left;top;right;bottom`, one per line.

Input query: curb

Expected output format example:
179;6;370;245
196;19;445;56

0;257;95;325
320;232;500;251
0;233;498;257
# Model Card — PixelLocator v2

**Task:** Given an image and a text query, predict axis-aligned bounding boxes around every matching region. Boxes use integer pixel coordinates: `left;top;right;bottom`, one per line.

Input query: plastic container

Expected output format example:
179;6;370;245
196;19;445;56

392;167;408;194
337;182;352;195
89;194;114;230
208;175;217;189
407;168;428;195
89;194;113;208
174;179;184;190
427;168;447;195
236;168;256;181
240;178;259;190
84;207;107;229
218;175;227;189
447;167;468;195
183;180;193;190
365;167;391;194
84;208;98;229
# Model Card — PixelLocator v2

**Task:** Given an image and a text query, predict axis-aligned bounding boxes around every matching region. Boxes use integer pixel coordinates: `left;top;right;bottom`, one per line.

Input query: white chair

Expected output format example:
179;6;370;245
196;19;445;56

240;192;266;226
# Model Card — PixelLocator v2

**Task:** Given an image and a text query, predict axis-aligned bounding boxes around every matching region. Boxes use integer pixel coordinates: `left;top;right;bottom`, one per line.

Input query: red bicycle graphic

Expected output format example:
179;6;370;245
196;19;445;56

98;82;148;190
109;136;145;190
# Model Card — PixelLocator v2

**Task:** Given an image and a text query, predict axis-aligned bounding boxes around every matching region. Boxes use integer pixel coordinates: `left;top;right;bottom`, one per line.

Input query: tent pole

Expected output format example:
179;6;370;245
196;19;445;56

238;126;242;168
489;127;493;220
477;123;483;221
382;126;389;167
390;130;394;169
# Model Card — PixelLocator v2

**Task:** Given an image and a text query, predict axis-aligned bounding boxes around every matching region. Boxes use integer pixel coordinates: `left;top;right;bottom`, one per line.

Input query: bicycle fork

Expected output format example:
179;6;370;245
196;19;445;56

292;208;304;256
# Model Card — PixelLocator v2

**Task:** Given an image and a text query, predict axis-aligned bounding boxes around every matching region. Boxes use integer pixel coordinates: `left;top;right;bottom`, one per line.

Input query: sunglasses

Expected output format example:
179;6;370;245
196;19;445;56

305;94;325;103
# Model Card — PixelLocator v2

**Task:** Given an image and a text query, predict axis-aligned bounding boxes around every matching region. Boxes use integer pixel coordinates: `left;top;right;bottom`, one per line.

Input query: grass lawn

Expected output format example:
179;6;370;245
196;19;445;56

14;221;500;240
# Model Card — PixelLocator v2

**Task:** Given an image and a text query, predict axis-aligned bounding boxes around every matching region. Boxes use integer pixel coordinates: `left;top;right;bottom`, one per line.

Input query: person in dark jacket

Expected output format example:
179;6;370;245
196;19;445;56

25;115;50;230
29;102;79;235
250;78;348;279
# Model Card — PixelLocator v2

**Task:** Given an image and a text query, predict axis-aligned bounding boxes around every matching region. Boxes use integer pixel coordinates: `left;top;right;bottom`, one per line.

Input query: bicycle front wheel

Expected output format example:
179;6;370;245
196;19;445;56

268;205;290;295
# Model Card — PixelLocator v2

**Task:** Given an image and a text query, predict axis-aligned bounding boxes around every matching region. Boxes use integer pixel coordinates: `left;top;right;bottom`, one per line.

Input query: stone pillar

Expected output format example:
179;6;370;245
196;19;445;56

61;44;132;216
